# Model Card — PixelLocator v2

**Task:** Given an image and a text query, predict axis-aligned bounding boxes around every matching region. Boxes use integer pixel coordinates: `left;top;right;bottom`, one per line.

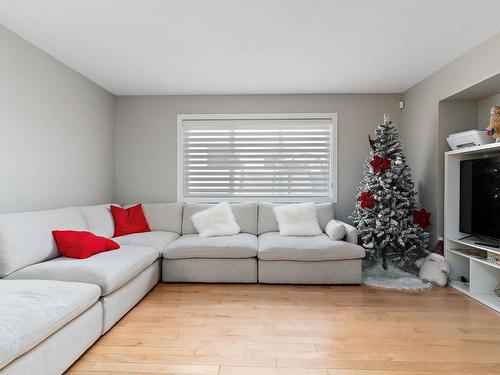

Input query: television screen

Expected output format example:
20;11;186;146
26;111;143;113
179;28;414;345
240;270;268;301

460;156;500;239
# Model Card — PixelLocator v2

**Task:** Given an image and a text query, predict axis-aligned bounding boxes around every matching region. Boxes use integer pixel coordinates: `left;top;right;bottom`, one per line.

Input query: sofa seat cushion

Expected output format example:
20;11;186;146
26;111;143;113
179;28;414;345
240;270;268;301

6;246;158;296
163;233;258;259
258;232;365;261
0;279;100;370
113;231;179;254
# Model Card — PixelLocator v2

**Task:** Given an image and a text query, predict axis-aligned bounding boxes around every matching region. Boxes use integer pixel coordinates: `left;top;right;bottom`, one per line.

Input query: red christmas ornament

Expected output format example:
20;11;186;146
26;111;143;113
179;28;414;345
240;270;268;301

413;208;431;229
370;155;391;174
358;191;376;209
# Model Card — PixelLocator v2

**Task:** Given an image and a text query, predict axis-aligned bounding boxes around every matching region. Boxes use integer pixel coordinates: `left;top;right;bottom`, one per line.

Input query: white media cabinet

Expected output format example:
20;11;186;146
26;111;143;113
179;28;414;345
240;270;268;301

445;142;500;312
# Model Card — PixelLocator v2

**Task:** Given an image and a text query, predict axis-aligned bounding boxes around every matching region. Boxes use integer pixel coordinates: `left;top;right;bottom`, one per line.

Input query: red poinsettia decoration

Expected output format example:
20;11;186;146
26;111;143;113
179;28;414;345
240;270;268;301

370;155;391;174
413;208;431;229
357;191;376;209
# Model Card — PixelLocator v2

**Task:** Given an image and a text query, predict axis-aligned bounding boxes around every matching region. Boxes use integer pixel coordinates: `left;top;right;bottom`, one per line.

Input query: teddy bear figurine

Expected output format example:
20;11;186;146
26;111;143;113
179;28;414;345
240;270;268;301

415;253;450;286
486;105;500;142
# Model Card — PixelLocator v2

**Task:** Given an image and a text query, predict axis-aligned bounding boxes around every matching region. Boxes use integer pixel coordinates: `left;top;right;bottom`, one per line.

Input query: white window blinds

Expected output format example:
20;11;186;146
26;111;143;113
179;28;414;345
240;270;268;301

178;114;337;202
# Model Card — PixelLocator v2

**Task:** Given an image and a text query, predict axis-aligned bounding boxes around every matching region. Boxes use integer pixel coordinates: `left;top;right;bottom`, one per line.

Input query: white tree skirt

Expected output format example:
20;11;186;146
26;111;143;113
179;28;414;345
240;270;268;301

363;261;433;290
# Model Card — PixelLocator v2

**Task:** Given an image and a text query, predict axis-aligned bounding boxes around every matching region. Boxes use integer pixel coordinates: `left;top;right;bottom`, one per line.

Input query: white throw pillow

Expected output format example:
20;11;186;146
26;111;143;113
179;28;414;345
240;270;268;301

191;202;241;237
325;219;346;241
273;203;322;236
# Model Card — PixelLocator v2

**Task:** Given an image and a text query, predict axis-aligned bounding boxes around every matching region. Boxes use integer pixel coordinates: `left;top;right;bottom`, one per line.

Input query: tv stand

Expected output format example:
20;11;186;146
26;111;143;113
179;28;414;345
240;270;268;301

445;143;500;312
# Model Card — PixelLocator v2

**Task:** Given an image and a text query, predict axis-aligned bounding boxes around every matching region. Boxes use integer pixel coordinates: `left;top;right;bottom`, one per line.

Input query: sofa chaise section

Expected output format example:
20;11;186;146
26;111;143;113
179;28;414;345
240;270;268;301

0;204;171;337
162;202;258;283
0;280;102;375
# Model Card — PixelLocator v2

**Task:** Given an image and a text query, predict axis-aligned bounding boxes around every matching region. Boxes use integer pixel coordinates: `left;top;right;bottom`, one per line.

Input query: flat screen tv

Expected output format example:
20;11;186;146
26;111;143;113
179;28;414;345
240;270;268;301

460;156;500;240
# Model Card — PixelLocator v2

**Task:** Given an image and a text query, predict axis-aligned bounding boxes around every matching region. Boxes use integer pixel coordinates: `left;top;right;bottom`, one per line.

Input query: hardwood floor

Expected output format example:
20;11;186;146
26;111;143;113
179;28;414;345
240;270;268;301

67;283;500;375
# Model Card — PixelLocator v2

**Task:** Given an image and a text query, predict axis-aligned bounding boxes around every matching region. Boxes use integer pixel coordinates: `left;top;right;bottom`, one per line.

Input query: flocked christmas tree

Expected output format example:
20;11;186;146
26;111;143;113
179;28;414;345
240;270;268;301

350;114;430;269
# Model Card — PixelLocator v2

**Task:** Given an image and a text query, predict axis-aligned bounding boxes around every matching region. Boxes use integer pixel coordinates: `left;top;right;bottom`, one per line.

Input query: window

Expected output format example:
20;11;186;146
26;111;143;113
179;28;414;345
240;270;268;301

177;113;337;202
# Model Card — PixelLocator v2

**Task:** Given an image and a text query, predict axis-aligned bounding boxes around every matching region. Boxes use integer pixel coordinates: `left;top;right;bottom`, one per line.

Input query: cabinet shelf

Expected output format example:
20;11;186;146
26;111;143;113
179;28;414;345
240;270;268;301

445;144;500;313
445;141;500;156
447;248;500;270
448;237;500;256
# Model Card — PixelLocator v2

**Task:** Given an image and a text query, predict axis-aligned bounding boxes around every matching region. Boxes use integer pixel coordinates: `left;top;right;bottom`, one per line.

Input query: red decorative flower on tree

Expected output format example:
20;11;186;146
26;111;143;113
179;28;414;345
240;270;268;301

357;191;376;209
370;155;391;174
413;208;431;229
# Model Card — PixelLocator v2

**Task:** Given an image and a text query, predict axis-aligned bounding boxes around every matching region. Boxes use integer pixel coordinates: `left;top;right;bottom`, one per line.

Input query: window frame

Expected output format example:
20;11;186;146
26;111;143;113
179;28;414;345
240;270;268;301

177;113;338;203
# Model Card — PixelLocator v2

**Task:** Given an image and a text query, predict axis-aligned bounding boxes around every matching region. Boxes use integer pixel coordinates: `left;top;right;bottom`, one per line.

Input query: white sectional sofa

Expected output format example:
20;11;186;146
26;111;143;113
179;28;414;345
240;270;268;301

0;201;364;374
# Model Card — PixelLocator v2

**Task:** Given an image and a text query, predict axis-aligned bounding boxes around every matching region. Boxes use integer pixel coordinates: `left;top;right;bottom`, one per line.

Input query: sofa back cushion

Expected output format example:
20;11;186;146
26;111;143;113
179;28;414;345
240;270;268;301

127;203;183;234
182;202;258;235
79;204;118;238
0;207;87;277
257;202;335;235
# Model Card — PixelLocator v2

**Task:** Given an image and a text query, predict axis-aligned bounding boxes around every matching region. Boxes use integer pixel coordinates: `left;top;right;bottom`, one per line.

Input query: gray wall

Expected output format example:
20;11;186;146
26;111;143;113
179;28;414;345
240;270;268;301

401;31;500;242
114;94;401;222
0;26;115;213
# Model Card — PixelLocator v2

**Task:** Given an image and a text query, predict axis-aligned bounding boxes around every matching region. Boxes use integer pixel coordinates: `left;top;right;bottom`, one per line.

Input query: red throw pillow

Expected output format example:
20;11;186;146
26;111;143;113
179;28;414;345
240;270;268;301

52;230;120;259
111;204;151;237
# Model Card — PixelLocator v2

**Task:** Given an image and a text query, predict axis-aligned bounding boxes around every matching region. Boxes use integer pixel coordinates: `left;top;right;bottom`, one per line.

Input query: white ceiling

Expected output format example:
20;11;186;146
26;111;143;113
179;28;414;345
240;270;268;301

2;0;500;95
